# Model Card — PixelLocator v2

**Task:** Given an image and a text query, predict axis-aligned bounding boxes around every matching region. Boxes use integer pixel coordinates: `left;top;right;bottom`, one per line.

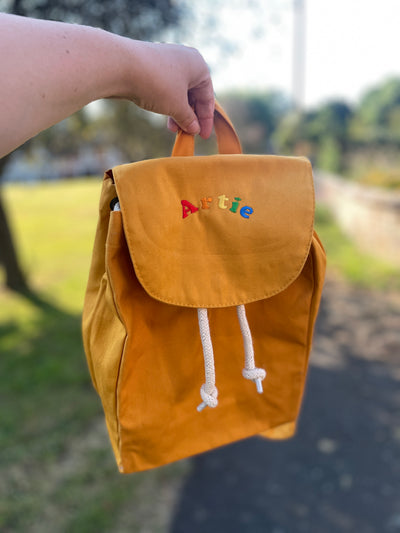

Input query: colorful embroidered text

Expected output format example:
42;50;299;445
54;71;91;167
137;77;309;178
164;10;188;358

181;196;254;219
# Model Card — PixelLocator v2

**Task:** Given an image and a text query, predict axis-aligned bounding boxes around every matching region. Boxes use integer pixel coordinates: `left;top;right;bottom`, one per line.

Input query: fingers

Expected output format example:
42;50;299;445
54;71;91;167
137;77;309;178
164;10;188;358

188;77;215;139
165;45;214;139
176;108;202;136
168;103;214;139
168;103;213;139
168;80;215;139
194;94;215;139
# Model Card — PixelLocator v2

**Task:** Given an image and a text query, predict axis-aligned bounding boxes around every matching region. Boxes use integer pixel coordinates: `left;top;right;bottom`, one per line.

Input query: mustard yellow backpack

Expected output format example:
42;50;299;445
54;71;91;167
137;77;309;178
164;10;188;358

82;102;326;474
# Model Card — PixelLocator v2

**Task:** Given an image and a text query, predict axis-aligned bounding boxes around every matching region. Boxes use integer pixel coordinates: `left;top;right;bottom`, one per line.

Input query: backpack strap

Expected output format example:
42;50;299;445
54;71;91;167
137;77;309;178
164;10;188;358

171;101;242;157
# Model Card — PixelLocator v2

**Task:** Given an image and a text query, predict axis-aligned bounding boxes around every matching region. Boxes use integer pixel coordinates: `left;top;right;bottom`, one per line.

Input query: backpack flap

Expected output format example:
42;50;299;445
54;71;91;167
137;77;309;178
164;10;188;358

112;152;314;308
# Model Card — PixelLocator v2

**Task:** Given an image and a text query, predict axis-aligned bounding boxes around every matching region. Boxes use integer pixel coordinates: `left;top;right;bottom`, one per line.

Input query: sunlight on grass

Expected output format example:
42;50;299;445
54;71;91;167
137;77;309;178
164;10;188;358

0;178;189;532
3;178;101;312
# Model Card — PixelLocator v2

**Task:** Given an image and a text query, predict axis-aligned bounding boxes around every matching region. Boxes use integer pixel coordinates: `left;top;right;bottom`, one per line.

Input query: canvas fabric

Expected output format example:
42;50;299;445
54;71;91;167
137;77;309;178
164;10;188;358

82;103;326;474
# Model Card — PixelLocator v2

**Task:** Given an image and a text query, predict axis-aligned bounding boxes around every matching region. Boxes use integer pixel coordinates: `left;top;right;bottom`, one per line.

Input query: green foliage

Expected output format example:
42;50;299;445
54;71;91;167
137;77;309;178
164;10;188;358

1;0;182;39
272;111;302;153
274;100;352;171
207;79;400;183
316;137;343;173
83;101;175;162
272;77;400;183
350;78;400;144
220;91;291;153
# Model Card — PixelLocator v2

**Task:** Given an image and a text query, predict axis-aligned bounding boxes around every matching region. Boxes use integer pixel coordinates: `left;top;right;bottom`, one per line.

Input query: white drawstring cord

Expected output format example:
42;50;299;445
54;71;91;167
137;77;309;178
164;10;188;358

197;308;218;411
196;305;266;411
236;305;266;393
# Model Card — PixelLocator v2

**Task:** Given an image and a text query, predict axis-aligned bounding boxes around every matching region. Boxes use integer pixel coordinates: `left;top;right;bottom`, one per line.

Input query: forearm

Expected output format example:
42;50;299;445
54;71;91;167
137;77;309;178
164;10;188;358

0;14;214;157
0;14;138;155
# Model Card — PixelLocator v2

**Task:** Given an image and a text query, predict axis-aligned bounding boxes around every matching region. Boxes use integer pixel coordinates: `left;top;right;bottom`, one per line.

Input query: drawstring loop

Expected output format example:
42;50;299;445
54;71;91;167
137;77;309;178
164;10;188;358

197;308;218;411
196;305;266;411
236;304;266;393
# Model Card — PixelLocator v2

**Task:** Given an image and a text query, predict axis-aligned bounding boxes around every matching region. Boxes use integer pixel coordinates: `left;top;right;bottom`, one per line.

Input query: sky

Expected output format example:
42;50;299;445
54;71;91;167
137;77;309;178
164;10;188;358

178;0;400;109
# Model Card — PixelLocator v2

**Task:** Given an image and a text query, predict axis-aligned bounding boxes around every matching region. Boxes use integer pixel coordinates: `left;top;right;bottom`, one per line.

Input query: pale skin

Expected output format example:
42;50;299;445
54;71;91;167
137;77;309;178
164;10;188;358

0;14;215;158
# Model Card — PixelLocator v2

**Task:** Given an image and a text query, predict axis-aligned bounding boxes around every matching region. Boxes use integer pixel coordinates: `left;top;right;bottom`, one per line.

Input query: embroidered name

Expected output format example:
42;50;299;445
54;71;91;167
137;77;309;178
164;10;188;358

181;196;254;219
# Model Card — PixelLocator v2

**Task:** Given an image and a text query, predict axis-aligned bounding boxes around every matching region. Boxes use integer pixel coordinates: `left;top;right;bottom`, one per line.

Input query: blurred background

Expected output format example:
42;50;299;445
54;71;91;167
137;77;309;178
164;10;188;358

1;1;400;532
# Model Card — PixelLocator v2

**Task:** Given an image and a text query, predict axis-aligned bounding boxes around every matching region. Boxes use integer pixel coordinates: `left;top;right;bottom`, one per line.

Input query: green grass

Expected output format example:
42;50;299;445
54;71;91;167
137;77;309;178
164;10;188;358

0;179;188;533
2;179;102;311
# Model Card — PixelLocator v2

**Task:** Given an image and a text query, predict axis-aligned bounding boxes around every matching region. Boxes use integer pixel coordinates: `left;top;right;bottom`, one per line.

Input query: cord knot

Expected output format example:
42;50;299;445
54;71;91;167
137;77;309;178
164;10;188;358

197;384;219;411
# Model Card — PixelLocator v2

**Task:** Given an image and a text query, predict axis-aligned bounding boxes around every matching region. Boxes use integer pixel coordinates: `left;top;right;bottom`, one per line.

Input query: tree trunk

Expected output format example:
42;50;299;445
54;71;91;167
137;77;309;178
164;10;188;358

0;155;29;292
0;191;28;292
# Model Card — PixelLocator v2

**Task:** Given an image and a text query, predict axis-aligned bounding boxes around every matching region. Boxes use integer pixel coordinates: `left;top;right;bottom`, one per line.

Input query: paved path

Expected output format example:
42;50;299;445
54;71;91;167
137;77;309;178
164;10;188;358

169;279;400;533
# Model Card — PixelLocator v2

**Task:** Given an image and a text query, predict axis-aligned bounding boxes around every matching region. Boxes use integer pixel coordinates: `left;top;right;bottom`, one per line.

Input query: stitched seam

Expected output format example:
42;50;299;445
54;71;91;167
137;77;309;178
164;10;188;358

105;210;128;468
114;160;316;308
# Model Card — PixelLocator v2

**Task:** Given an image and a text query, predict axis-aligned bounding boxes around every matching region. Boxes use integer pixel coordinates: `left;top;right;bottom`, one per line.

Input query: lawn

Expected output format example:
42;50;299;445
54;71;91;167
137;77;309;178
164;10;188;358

0;178;399;532
0;179;188;533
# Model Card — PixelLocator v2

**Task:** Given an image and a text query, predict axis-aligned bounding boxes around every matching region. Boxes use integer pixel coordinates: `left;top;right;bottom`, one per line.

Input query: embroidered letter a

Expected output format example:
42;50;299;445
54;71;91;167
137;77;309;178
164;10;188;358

181;200;199;219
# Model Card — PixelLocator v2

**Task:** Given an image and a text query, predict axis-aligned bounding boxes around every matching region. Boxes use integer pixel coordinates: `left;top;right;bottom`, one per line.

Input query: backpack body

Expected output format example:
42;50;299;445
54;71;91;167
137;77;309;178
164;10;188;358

82;105;326;474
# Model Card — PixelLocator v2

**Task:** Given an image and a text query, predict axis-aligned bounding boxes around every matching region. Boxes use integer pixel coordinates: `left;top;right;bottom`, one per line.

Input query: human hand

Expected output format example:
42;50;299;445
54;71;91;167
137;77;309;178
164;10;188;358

116;41;215;139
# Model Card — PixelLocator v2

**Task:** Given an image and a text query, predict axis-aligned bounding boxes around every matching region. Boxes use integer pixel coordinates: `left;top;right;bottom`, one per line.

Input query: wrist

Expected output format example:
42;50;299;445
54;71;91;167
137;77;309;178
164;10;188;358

96;30;145;102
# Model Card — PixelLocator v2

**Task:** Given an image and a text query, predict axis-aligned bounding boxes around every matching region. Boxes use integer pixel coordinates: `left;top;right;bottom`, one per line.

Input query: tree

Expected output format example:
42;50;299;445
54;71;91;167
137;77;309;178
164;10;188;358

220;91;290;154
274;100;353;172
0;0;181;39
0;156;29;290
306;101;353;172
0;0;183;292
350;77;400;145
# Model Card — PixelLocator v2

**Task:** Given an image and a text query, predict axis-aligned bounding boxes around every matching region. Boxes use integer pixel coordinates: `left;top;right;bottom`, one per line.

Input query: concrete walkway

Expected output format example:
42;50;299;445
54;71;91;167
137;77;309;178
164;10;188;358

169;279;400;533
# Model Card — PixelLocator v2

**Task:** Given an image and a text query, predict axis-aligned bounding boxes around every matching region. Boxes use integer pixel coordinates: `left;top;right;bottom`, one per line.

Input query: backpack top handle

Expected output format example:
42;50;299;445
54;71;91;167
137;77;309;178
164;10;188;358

171;101;242;157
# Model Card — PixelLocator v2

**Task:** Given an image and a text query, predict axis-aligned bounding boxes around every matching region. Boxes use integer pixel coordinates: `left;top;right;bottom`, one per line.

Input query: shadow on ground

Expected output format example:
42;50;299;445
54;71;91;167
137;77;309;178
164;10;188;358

170;281;400;533
2;280;400;532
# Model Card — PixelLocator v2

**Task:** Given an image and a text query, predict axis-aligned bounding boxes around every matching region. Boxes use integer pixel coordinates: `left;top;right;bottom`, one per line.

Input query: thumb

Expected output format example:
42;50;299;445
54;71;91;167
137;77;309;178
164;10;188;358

172;105;200;136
